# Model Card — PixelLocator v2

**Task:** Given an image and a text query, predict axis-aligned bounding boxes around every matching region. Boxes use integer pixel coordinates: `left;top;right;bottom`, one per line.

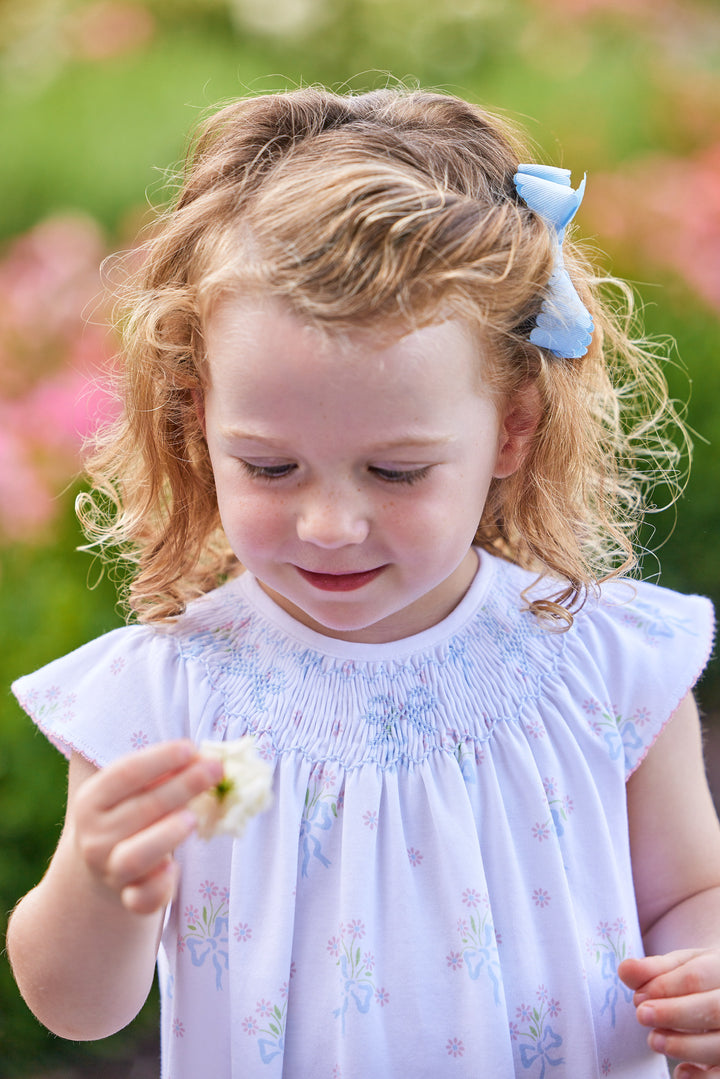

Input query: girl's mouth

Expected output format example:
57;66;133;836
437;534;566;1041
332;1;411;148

295;567;385;592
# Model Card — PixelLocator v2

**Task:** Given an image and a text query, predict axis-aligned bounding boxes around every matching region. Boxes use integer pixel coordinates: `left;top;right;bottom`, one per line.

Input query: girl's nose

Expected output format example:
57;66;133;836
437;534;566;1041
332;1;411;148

296;487;370;548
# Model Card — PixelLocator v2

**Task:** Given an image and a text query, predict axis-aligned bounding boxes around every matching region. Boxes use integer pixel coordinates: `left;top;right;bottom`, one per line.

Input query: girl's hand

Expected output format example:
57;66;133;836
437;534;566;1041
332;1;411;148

619;951;720;1078
70;740;224;916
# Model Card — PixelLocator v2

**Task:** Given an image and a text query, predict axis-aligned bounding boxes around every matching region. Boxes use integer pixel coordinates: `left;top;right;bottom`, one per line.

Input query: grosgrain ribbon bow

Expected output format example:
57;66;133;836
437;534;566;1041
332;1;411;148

513;163;594;359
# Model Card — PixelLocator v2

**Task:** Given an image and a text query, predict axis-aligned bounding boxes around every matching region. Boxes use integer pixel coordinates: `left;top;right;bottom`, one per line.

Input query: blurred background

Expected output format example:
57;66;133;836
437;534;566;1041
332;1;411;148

0;0;718;1074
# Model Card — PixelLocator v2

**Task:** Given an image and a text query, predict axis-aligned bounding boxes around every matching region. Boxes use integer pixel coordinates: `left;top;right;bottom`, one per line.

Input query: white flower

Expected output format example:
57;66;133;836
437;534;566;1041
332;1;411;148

189;736;273;840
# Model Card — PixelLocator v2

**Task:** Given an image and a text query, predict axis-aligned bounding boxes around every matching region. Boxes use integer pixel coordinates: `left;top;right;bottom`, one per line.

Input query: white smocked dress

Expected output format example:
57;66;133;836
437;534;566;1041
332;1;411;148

12;551;715;1079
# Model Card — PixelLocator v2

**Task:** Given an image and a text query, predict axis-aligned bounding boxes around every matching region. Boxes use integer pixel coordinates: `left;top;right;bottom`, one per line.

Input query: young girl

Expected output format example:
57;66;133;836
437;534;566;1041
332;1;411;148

7;87;720;1079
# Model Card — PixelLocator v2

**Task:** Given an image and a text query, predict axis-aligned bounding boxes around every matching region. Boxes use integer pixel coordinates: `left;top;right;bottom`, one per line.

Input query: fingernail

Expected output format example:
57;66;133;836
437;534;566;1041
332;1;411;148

204;759;225;782
649;1030;666;1052
637;1003;656;1026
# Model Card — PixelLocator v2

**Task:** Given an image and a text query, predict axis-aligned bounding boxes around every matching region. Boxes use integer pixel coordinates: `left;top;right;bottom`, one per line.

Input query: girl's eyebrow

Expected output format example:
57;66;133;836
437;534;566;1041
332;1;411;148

219;428;454;450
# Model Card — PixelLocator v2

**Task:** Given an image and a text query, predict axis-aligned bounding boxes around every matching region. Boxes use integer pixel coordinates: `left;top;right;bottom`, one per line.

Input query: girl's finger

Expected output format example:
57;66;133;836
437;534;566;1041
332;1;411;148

104;755;222;836
84;740;201;810
635;953;720;1005
620;952;704;992
120;856;181;916
647;1026;720;1067
102;809;198;890
674;1065;717;1079
638;988;720;1035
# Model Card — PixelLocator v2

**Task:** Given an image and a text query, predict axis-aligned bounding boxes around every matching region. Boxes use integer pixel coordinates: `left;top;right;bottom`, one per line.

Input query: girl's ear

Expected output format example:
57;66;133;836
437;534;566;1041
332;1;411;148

493;380;542;479
192;389;206;437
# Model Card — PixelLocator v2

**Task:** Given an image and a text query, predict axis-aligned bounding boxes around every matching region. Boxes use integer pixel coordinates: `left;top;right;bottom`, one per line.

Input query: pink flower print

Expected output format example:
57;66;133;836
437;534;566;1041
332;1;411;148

243;1016;259;1035
257;740;274;763
582;697;601;715
601;1059;612;1075
542;777;557;797
407;847;423;867
363;810;378;830
212;713;228;736
172;1019;185;1038
548;998;561;1018
536;985;549;1004
331;718;344;737
321;768;337;790
184;905;200;925
562;795;574;814
461;888;482;908
234;922;252;942
516;1003;532;1022
327;936;341;957
633;707;651;727
332;1068;342;1079
532;822;551;842
256;999;272;1016
457;917;469;936
363;952;375;972
110;657;125;675
347;919;365;941
280;980;290;999
289;961;297;979
199;880;218;900
130;730;149;750
533;889;551;908
177;934;186;953
46;685;60;701
525;719;544;739
219;886;230;903
613;917;627;933
446;951;464;971
375;988;390;1007
597;920;612;939
509;1021;520;1041
446;1037;465;1058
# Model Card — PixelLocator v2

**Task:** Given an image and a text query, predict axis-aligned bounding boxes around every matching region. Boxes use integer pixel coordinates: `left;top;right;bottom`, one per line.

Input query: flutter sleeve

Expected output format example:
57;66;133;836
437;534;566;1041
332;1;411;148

11;624;222;767
574;577;716;777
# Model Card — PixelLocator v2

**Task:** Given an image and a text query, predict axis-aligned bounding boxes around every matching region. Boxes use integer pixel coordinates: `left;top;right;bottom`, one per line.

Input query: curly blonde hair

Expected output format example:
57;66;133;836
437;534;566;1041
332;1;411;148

79;86;686;624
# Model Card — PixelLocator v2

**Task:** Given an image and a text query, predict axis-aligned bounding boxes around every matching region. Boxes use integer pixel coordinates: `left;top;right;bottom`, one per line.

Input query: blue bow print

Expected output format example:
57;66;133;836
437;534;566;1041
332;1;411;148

519;1025;564;1077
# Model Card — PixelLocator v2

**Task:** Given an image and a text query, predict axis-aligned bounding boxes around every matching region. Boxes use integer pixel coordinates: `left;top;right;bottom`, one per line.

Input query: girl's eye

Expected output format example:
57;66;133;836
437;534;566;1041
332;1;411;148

239;461;297;480
369;466;431;486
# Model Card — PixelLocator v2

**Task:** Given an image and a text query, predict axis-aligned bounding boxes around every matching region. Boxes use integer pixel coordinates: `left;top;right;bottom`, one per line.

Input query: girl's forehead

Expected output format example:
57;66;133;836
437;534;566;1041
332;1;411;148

203;292;486;375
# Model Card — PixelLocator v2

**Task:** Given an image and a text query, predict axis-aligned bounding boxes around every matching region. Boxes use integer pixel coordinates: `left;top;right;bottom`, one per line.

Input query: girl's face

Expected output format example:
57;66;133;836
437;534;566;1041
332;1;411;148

202;295;523;643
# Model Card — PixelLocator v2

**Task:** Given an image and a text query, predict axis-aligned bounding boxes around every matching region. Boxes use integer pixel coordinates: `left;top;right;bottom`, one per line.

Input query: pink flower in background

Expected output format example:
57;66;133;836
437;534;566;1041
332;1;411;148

0;214;118;541
70;2;156;62
586;145;720;311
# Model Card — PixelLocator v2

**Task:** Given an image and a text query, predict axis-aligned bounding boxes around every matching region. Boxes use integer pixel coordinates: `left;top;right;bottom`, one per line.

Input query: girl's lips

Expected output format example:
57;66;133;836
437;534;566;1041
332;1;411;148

295;566;385;592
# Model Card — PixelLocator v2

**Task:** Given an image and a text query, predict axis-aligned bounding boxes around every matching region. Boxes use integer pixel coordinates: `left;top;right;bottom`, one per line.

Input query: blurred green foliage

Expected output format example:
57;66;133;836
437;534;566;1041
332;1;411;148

1;0;719;1072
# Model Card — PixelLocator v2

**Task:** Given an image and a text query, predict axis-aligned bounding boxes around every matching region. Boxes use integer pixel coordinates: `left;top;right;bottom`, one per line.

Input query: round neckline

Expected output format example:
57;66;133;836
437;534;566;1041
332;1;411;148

236;549;497;660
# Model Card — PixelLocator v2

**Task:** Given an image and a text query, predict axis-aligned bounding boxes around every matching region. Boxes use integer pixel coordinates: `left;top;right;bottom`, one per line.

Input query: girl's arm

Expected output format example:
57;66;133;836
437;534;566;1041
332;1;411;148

6;741;222;1041
619;692;720;1075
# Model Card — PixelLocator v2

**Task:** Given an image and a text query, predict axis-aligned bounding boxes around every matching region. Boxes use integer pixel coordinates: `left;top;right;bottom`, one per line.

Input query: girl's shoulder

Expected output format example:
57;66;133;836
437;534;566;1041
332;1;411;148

10;574;253;766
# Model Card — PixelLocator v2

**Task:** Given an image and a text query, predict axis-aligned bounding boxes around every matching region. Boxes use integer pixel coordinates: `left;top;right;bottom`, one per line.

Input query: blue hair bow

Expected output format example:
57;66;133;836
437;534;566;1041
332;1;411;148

513;163;594;359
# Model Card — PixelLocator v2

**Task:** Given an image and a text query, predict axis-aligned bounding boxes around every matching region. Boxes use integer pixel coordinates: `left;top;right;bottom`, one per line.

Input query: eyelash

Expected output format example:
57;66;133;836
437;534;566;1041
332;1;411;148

238;462;431;486
369;466;431;485
239;461;297;480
